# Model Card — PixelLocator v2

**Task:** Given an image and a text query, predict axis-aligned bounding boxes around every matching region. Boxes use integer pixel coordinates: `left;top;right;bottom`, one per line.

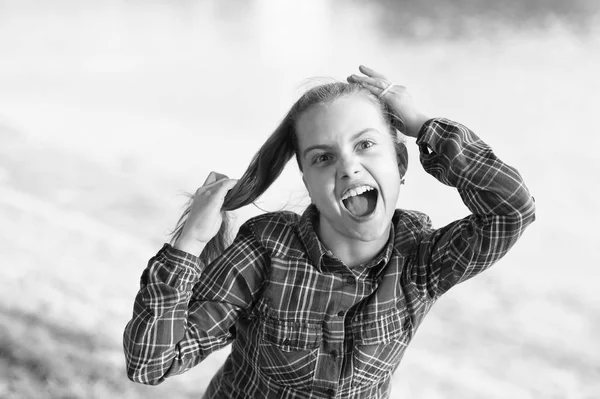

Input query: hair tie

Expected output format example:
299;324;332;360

378;82;396;99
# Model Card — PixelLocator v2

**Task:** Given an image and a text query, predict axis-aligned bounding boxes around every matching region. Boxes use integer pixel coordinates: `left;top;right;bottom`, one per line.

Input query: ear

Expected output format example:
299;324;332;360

396;142;408;178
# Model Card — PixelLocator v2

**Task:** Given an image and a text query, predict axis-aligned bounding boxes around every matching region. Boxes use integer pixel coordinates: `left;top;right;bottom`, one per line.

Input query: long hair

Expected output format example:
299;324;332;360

170;82;409;264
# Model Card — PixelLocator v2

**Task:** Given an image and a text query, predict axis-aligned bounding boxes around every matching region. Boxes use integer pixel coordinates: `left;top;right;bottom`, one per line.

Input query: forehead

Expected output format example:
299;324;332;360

295;95;387;148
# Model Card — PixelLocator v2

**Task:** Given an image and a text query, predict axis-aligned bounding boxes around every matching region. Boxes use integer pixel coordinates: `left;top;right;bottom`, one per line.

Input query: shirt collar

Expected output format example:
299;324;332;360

298;204;328;272
298;204;395;276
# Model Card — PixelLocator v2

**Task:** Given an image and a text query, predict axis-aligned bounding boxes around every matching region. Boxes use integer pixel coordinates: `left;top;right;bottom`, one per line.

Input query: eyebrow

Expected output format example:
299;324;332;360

302;128;378;159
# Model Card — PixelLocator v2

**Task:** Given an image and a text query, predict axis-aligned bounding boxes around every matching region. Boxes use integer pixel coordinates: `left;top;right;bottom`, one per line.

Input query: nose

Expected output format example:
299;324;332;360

337;153;361;179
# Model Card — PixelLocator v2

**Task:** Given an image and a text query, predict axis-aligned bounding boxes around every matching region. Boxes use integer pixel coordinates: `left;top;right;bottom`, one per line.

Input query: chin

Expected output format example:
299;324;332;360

345;218;391;242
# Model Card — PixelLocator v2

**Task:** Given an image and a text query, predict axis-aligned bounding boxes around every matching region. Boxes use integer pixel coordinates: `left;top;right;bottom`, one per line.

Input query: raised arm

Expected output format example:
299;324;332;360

123;172;268;384
348;66;535;299
411;118;535;299
123;225;268;384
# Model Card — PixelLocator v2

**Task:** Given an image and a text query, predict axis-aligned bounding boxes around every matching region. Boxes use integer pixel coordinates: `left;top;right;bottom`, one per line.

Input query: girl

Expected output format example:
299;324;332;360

123;66;535;398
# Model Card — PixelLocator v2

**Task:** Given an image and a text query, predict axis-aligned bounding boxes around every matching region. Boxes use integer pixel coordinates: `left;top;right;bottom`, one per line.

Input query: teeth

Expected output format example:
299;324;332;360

341;185;374;200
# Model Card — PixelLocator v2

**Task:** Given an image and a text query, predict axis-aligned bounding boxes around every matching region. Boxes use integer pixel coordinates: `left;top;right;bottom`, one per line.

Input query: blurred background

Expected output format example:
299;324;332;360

1;0;599;398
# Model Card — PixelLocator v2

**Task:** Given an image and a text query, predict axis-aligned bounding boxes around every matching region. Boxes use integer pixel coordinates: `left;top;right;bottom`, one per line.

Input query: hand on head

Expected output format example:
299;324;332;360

347;65;430;138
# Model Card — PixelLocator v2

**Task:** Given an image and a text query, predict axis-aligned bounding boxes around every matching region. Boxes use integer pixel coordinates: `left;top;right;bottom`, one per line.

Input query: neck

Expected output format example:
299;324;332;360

317;218;391;268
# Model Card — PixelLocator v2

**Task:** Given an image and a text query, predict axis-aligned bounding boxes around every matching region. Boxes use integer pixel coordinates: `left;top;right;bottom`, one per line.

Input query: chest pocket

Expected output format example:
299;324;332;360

258;317;321;390
351;307;412;386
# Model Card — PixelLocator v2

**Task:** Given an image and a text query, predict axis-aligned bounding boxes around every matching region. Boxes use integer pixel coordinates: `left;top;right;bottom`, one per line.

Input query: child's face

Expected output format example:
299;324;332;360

296;95;401;243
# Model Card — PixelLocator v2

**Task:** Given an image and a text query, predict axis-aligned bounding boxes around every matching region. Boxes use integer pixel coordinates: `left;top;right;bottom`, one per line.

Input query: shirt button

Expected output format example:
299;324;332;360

283;339;290;346
337;311;344;317
330;350;338;358
347;276;356;284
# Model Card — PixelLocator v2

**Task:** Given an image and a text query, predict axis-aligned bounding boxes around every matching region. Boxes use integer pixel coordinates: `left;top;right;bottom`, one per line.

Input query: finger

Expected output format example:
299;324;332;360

347;74;366;84
358;65;387;79
213;178;239;200
212;172;229;181
203;171;229;186
348;75;391;90
347;76;384;98
194;178;238;202
203;171;218;185
214;177;237;190
361;82;383;96
198;177;236;196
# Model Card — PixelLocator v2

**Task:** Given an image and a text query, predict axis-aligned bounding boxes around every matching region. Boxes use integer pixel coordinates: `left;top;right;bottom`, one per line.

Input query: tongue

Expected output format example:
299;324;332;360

343;191;377;217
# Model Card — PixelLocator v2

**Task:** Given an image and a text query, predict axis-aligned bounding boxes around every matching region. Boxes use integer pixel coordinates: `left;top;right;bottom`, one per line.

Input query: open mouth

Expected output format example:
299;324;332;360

341;186;378;218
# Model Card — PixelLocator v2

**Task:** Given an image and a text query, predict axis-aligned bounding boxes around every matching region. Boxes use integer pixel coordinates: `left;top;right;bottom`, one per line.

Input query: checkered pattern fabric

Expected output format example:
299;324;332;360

123;118;535;398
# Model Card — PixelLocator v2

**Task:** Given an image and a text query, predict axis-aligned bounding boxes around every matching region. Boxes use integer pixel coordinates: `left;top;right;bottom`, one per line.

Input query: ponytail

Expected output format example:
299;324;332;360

170;119;297;264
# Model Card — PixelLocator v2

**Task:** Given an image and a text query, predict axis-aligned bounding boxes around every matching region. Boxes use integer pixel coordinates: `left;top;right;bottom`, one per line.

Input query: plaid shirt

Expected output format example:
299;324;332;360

123;118;535;398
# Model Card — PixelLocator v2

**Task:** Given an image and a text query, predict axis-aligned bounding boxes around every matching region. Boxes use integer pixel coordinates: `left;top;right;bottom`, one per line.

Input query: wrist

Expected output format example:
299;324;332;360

407;112;431;138
173;236;207;257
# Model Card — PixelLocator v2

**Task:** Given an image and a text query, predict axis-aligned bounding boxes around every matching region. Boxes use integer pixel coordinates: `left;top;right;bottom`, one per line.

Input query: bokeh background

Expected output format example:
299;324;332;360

1;0;599;398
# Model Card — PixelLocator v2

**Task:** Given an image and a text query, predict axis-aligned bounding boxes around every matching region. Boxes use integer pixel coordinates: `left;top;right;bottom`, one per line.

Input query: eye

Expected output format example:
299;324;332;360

358;140;375;150
312;153;334;165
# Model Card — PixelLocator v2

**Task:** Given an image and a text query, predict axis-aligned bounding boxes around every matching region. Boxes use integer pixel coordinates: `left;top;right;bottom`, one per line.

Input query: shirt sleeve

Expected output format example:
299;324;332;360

123;222;269;385
409;118;536;300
